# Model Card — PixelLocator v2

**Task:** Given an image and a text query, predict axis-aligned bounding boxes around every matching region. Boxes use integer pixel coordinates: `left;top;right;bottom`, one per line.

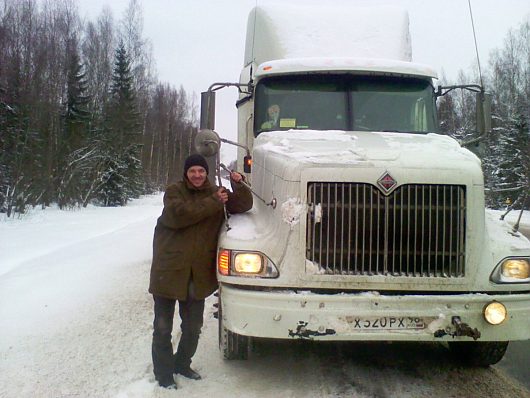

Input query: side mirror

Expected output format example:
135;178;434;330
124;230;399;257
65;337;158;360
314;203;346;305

476;92;492;135
194;129;220;157
200;91;216;130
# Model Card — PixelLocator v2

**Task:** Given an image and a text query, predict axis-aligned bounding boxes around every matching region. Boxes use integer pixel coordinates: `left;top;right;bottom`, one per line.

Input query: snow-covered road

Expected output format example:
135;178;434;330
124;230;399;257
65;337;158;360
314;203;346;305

1;195;528;398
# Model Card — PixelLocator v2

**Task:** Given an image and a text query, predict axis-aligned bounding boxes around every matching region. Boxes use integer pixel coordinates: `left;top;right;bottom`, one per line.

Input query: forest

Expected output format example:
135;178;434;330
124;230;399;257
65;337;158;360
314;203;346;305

0;0;528;217
437;16;529;209
0;0;197;216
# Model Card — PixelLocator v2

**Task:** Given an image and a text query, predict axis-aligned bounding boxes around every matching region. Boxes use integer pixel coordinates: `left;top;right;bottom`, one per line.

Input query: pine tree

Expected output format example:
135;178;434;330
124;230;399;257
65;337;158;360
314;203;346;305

64;49;90;132
108;41;139;145
98;41;143;206
56;39;92;208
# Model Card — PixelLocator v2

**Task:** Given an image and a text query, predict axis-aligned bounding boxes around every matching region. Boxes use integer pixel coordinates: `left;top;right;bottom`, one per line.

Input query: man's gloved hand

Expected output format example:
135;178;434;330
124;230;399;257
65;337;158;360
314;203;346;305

214;187;228;204
230;172;243;183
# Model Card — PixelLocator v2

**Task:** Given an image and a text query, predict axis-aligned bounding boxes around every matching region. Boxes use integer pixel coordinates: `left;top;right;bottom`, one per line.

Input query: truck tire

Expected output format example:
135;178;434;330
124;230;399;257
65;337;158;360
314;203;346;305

218;296;249;360
448;341;509;367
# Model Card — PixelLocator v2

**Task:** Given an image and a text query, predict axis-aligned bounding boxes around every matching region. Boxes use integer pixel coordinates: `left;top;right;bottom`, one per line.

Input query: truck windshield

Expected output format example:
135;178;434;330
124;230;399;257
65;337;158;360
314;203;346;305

254;75;437;136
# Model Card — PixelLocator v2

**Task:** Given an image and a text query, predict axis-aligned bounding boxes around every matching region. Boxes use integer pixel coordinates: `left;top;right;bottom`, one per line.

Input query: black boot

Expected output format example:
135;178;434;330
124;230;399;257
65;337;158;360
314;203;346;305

156;375;177;389
175;366;202;380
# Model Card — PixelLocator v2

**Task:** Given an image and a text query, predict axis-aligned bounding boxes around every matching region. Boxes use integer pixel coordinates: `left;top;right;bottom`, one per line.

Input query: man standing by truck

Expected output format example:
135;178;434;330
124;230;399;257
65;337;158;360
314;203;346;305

149;154;253;389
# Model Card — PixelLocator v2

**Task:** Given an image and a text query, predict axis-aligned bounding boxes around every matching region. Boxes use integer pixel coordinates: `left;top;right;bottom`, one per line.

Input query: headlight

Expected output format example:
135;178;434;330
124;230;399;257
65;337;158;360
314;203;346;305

483;301;507;325
217;249;279;278
490;257;530;283
502;259;529;279
234;253;263;273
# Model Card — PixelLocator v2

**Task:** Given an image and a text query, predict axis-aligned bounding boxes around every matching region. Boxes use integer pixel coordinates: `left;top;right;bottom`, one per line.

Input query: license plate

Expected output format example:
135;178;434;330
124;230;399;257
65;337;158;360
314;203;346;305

348;316;428;330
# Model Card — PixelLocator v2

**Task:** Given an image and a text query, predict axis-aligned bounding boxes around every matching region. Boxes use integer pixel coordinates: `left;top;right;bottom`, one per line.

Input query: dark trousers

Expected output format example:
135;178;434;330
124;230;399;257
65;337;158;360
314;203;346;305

151;290;205;381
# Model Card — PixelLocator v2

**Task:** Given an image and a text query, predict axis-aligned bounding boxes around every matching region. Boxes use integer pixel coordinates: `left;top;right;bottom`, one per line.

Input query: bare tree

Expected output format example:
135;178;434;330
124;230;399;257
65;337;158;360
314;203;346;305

485;19;529;207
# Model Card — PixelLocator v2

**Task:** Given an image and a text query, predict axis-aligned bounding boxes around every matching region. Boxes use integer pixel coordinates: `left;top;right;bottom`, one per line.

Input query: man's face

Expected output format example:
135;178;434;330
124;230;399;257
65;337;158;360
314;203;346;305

186;165;207;188
268;104;280;121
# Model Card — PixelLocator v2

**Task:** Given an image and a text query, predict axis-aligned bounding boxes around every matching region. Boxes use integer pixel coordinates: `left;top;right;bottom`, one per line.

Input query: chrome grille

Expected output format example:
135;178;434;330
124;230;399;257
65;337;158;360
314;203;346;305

306;183;466;277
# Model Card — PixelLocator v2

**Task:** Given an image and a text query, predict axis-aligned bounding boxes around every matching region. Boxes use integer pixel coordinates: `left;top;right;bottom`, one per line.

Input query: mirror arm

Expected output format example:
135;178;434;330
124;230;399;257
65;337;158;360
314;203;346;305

220;137;251;157
436;84;483;98
201;82;253;130
208;82;253;95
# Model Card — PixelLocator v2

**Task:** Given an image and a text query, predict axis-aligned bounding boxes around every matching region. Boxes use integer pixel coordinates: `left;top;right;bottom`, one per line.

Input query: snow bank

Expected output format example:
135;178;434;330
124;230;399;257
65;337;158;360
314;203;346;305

0;195;163;341
0;195;163;278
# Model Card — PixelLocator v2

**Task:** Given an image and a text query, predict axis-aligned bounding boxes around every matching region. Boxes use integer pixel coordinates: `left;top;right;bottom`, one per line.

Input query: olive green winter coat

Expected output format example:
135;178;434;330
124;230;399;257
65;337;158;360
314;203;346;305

149;178;252;300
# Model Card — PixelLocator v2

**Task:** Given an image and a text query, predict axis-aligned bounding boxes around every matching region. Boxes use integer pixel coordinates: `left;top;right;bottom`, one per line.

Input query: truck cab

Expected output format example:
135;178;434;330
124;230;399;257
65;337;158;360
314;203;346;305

199;5;530;366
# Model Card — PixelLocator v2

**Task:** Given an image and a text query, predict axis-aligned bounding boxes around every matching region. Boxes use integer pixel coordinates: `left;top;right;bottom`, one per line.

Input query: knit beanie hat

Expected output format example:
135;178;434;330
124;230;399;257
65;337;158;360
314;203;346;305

184;154;209;175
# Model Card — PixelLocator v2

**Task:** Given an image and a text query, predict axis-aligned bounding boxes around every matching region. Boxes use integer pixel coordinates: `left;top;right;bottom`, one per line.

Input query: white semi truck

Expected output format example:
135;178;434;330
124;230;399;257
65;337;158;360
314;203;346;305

195;5;530;366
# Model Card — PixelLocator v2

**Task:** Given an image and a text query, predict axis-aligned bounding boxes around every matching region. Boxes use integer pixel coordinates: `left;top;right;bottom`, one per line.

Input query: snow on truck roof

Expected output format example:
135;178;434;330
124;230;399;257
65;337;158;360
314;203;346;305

244;5;437;79
254;57;438;79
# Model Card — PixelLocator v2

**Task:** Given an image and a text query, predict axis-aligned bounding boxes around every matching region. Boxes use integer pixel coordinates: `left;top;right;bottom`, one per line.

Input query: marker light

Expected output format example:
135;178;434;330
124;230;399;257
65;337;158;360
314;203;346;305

483;302;507;325
244;155;252;173
234;253;263;274
263;65;272;71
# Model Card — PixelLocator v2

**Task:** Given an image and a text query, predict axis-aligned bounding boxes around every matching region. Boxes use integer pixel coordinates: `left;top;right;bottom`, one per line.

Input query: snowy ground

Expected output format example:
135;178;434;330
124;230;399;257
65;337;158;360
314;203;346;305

1;195;529;398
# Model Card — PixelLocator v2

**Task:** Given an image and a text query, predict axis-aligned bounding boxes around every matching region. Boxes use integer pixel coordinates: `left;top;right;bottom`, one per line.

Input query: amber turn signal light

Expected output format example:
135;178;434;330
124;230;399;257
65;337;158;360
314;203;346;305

218;249;230;276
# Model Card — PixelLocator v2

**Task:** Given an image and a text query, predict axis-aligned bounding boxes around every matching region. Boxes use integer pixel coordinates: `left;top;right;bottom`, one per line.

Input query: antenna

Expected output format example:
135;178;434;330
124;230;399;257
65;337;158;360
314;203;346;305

251;0;258;66
467;0;484;87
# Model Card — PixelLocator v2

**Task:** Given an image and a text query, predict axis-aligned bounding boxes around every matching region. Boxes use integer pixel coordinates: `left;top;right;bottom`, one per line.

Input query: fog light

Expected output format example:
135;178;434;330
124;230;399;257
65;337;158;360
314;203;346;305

483;302;507;325
501;259;529;279
234;253;263;274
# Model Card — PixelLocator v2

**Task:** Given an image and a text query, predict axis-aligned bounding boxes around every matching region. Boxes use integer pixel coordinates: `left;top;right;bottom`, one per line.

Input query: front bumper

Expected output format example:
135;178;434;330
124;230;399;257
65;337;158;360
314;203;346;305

220;284;530;341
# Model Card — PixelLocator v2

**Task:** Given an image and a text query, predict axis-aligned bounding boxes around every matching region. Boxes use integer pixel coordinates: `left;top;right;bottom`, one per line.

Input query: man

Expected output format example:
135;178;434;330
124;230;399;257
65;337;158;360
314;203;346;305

149;154;253;389
261;104;280;130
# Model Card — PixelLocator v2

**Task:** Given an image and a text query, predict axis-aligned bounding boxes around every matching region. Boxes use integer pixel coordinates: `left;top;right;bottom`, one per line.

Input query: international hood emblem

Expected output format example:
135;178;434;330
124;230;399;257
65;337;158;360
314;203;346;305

377;171;397;193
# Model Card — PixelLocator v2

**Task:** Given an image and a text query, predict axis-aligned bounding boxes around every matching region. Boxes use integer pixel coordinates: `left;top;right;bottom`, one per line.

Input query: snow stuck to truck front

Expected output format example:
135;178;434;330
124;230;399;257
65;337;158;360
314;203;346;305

281;197;307;228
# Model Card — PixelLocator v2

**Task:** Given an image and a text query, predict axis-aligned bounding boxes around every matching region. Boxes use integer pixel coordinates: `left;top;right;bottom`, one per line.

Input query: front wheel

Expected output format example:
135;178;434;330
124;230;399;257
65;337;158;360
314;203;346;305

448;341;509;367
218;296;249;360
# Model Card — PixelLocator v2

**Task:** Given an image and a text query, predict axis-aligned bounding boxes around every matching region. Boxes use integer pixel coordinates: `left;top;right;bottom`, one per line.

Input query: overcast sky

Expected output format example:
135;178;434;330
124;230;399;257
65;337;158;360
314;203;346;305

76;0;529;161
